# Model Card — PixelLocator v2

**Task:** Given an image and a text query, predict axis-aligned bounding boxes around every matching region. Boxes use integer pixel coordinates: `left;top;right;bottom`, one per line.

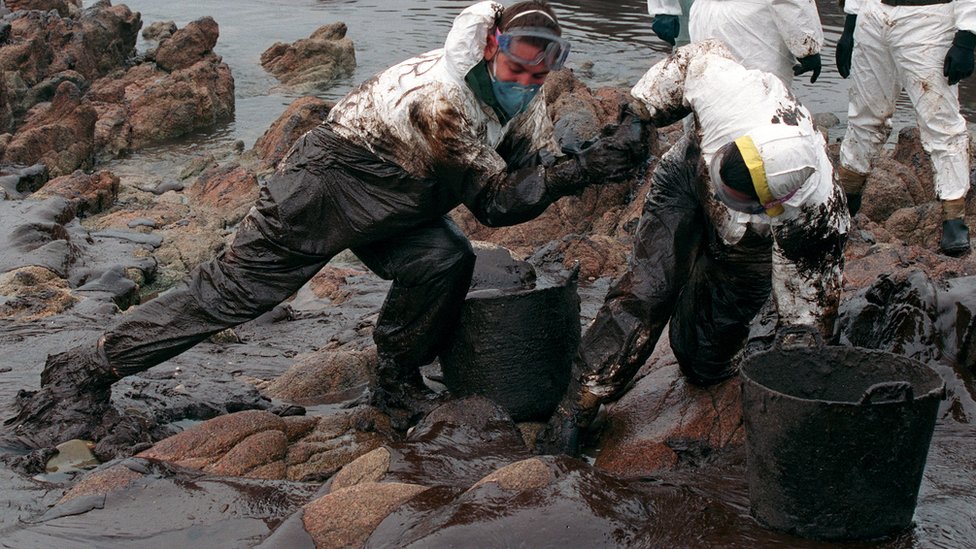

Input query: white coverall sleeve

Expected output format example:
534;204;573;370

648;0;683;16
955;0;976;33
769;0;824;59
631;50;692;127
842;0;861;15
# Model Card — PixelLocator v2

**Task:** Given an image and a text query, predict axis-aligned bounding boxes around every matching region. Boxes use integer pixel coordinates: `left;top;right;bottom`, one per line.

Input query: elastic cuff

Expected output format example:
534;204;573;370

837;166;868;194
942;197;967;220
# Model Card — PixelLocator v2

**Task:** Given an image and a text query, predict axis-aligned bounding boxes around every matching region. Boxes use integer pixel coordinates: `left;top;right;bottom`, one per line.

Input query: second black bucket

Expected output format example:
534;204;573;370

740;329;945;541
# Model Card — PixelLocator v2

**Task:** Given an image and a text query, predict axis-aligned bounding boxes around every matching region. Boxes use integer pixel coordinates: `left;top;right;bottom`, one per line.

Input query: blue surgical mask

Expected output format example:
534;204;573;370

490;61;541;119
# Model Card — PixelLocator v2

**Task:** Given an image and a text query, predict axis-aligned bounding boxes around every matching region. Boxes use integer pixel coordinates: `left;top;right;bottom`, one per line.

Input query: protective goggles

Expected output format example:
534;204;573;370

495;27;570;70
709;138;798;217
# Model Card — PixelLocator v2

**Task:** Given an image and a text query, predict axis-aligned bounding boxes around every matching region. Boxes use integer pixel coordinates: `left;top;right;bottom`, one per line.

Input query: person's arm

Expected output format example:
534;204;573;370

770;0;825;82
630;45;694;126
426;90;649;227
648;0;684;45
769;185;848;338
945;0;976;85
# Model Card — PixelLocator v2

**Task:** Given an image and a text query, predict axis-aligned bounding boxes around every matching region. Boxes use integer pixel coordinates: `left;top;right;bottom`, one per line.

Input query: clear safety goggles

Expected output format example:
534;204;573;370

495;27;570;70
709;141;797;217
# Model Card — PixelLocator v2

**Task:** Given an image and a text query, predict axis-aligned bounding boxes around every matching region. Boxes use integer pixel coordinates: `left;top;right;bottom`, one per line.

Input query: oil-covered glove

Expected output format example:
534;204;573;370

651;14;680;46
534;381;602;457
793;53;822;84
944;30;976;85
836;14;857;79
569;111;650;182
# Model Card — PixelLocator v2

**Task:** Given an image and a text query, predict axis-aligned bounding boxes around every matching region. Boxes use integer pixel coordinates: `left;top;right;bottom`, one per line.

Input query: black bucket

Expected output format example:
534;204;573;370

740;328;946;541
439;267;580;422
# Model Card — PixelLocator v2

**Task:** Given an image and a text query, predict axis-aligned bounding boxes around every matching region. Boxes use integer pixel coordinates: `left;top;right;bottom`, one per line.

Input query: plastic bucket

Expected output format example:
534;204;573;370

439;268;580;422
740;328;946;541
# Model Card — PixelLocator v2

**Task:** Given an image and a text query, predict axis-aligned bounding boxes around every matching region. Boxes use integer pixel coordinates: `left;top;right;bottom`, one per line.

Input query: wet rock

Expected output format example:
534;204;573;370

305;264;369;305
467;240;536;290
298;481;428;549
595;332;743;475
367;455;652;548
19;458;319;547
0;197;76;277
0;3;139;119
861;156;929;222
285;406;393;482
528;233;630;281
843;241;976;294
87;15;234;155
45;438;97;473
0;80;96;176
812;111;840;130
31;169;119;216
260;22;356;92
0;265;76;320
891;126;935;201
330;447;392;491
251;95;332;169
263;347;375;405
57;459;144;505
883;202;943;250
467;456;554;492
0;162;48;199
154;17;218;73
141;20;176;42
5;0;77;17
137;409;290;471
186;163;258;227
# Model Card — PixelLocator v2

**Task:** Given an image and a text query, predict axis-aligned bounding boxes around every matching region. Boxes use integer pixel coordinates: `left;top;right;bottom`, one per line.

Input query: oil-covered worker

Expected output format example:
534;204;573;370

537;40;850;455
835;0;975;256
649;0;824;86
6;1;649;446
647;0;694;48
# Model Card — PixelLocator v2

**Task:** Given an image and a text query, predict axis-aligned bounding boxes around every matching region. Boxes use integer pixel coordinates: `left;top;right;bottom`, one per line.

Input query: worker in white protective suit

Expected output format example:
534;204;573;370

647;0;694;47
537;40;850;456
835;0;975;256
5;1;651;449
648;0;824;86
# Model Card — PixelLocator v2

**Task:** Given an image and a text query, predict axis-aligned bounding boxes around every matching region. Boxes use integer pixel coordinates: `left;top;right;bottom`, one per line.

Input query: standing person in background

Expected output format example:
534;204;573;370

5;0;650;448
537;41;849;456
650;0;824;87
835;0;975;256
648;0;694;48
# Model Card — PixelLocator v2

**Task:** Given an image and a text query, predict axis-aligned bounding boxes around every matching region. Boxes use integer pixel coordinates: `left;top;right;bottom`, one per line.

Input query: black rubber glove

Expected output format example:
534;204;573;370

944;30;976;85
836;14;857;79
793;53;822;83
568;111;650;184
651;14;680;46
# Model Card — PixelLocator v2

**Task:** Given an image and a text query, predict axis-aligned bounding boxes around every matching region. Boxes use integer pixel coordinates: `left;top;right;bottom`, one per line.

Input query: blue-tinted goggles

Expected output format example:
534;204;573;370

495;27;570;70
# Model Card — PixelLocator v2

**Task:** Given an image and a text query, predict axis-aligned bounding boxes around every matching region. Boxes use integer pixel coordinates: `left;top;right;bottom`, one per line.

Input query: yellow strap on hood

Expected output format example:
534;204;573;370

734;135;784;217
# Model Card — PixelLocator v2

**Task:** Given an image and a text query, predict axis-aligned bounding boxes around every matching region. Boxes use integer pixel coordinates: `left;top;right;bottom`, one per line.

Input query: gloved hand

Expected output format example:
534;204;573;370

836;14;857;79
568;110;651;184
535;384;601;457
944;30;976;85
793;53;822;84
651;14;680;46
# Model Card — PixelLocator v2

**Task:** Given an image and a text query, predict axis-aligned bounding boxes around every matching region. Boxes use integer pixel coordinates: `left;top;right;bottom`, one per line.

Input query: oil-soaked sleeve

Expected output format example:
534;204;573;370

420;89;581;228
630;46;693;127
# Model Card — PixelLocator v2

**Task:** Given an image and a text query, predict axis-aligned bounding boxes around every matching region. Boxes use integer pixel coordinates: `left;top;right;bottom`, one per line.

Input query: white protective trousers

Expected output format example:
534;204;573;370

839;1;970;201
686;0;823;87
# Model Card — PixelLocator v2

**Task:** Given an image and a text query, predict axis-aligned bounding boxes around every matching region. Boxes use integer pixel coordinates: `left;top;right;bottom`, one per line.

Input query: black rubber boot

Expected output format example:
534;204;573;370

3;343;122;450
845;193;862;217
940;218;971;257
369;357;446;431
534;382;601;457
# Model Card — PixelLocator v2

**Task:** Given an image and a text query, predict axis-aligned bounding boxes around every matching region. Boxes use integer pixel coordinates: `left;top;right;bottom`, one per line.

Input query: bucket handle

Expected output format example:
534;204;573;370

859;381;914;405
772;325;825;351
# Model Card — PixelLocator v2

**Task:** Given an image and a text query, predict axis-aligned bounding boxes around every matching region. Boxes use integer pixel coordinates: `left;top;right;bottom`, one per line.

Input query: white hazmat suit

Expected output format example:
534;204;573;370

839;0;975;203
647;0;824;86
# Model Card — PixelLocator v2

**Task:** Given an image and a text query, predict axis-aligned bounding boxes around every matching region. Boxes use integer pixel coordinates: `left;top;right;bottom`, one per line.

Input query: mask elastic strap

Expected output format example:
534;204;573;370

734;136;784;217
505;9;557;27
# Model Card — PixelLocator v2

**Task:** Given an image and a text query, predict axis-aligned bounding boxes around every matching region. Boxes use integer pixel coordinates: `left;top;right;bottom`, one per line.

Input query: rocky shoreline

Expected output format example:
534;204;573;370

1;1;975;547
